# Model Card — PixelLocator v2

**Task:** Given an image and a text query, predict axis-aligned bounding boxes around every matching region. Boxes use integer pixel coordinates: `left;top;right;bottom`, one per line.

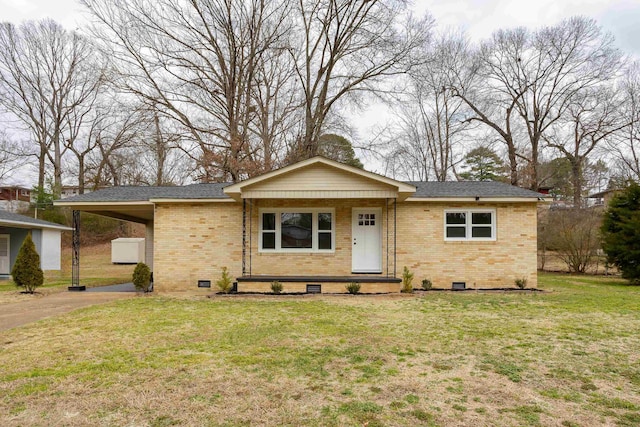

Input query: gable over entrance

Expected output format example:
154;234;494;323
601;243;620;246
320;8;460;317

224;157;416;201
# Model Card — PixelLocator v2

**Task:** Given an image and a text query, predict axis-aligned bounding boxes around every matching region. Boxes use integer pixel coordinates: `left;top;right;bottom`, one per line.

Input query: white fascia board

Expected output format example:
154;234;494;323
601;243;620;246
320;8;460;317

148;198;235;203
0;220;73;231
54;201;155;207
405;197;543;203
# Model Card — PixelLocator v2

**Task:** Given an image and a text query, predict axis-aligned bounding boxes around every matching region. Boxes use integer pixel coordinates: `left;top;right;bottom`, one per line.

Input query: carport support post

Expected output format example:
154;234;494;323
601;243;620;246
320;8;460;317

68;210;86;291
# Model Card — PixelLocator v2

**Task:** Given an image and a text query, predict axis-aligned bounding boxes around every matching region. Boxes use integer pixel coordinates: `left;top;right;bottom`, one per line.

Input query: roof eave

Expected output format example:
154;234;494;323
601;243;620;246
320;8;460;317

406;197;545;203
54;200;154;207
149;198;234;203
0;219;73;231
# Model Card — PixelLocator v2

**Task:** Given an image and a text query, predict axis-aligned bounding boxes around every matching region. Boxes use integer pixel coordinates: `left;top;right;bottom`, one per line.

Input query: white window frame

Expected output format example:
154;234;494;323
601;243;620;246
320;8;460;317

444;209;496;241
259;208;335;253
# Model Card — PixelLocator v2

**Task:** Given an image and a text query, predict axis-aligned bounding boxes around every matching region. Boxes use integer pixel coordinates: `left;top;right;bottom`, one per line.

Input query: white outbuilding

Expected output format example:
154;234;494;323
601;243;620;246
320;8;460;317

0;210;72;276
111;237;146;264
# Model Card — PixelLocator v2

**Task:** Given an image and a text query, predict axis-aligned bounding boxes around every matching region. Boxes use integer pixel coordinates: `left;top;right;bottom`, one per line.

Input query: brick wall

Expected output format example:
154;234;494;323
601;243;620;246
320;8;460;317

152;199;538;291
396;202;538;289
153;202;243;291
247;199;392;277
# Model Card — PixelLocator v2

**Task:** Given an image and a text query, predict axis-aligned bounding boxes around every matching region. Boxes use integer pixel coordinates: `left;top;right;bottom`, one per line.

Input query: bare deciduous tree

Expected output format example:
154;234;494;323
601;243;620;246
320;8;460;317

249;45;299;173
542;208;602;273
452;17;621;189
0;131;21;182
83;0;294;182
386;32;470;181
610;63;640;181
545;85;628;205
84;101;151;187
289;0;432;160
0;19;104;197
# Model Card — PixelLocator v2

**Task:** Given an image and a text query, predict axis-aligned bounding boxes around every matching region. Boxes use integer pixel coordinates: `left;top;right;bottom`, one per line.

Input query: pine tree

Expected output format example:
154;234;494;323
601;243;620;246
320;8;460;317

601;183;640;284
11;233;44;293
459;146;506;181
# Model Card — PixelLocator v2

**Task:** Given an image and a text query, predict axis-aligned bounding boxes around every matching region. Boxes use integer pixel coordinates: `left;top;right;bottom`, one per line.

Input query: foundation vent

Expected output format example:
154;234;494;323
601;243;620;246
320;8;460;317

306;284;322;294
452;282;466;290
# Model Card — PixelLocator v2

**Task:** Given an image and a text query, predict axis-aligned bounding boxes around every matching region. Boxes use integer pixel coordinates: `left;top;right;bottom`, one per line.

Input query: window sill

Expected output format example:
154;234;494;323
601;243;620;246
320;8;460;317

258;249;335;254
444;239;497;243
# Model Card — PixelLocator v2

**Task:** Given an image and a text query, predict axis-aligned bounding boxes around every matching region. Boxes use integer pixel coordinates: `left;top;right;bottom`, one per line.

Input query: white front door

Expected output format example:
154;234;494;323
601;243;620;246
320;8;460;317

0;234;10;275
352;208;382;273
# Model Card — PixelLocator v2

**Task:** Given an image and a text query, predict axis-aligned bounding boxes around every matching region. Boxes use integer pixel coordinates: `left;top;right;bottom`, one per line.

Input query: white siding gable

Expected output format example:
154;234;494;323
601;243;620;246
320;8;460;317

242;164;397;199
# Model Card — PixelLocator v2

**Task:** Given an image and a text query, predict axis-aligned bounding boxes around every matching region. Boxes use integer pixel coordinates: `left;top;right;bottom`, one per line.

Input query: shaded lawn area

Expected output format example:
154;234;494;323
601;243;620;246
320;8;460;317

1;274;639;426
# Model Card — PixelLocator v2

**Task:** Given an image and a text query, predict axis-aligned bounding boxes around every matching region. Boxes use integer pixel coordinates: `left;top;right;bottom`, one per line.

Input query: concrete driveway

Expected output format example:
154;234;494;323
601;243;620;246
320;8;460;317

0;289;135;332
86;283;137;292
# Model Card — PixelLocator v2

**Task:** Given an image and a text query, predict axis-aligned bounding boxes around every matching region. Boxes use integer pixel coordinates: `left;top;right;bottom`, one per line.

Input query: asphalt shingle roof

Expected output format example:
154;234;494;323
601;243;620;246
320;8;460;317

58;183;229;203
0;210;72;229
407;181;544;199
58;180;542;203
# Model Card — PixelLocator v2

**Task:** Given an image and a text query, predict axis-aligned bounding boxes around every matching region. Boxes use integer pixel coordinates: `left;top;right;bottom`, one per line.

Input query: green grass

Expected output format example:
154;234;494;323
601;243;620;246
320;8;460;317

0;276;131;293
0;243;135;294
0;273;639;426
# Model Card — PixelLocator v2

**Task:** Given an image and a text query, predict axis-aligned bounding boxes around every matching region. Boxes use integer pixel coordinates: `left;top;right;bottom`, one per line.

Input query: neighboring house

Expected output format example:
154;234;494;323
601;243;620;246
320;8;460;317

0;186;31;213
55;157;545;292
588;189;621;207
0;210;73;276
61;185;82;199
60;185;107;199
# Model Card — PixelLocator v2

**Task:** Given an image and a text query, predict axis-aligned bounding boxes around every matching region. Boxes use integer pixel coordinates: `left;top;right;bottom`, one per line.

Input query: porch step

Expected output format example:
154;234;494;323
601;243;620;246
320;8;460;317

236;275;401;283
236;276;401;294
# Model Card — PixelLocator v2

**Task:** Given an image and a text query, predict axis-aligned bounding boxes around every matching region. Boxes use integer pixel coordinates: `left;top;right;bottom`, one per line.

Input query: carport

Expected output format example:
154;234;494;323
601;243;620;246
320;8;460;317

54;185;228;290
54;188;157;291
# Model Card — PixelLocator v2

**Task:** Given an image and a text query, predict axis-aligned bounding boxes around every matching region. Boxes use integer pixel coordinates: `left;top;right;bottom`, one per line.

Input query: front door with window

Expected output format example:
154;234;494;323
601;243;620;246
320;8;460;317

352;208;382;273
0;234;10;275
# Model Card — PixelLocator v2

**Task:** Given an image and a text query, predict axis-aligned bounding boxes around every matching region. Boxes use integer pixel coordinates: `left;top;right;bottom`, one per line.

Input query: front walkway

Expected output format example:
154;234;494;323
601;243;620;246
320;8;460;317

0;290;134;332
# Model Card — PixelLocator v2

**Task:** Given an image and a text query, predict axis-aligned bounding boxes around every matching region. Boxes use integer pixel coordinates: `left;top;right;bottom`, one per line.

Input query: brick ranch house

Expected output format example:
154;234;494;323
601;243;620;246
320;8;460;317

55;157;544;293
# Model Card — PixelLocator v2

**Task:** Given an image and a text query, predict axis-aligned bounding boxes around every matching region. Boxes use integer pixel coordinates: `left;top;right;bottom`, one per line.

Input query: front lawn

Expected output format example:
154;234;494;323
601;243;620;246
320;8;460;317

0;243;135;295
0;273;639;426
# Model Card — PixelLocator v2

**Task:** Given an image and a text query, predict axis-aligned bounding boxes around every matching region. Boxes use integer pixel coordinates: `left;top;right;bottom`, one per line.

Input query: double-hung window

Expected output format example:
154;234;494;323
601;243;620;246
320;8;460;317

445;209;496;241
260;208;334;252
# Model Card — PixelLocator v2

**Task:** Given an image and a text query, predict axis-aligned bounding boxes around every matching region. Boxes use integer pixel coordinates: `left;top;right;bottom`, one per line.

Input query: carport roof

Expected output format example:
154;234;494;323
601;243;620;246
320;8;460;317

56;183;229;202
54;184;230;223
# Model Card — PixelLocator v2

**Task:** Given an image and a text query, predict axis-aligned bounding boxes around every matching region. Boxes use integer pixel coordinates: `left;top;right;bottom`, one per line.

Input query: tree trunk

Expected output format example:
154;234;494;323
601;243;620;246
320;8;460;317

78;155;85;195
571;158;582;207
506;137;518;186
38;145;46;191
53;136;63;199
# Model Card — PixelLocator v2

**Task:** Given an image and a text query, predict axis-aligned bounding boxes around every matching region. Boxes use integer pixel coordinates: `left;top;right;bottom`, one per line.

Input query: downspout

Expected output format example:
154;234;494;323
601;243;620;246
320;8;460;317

394;198;397;278
249;199;252;277
242;199;246;276
386;198;389;278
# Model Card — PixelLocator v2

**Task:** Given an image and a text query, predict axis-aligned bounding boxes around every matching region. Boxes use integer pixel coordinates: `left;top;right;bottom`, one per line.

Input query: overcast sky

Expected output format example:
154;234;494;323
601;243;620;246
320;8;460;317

1;0;638;56
1;0;639;183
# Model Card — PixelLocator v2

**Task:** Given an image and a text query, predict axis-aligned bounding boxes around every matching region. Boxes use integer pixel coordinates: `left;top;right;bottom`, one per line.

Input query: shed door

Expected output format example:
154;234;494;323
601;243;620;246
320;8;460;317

352;208;382;273
0;234;9;275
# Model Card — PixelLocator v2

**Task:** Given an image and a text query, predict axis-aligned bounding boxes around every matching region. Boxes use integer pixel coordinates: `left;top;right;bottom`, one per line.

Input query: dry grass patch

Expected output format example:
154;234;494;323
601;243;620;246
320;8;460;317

0;273;639;426
0;243;134;301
